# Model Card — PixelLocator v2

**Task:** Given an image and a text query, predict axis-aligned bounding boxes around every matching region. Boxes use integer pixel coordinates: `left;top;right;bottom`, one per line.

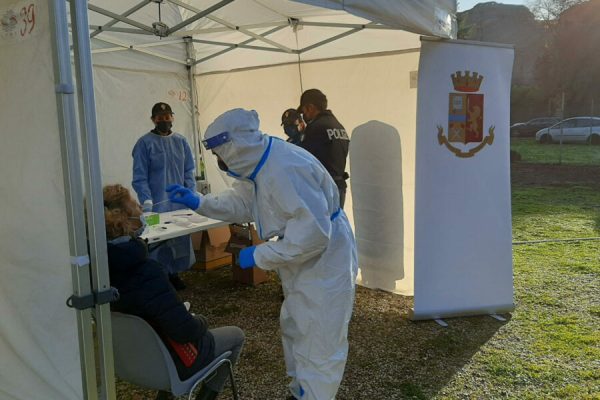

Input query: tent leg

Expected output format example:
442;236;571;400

185;37;205;183
50;0;99;399
70;0;117;399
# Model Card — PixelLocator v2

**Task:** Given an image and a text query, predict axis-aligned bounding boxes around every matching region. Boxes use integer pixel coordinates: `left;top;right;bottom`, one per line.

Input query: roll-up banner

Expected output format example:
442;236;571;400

411;38;514;320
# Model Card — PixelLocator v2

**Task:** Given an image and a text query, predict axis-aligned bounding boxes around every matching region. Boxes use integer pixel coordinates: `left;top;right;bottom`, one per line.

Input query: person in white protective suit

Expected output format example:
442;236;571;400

166;108;358;400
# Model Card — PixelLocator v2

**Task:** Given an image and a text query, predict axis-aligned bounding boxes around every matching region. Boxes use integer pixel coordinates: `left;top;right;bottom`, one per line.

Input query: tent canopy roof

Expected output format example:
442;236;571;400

85;0;456;73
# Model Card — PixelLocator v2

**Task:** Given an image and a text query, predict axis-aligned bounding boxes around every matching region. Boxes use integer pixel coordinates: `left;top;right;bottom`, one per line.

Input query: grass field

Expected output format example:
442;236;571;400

511;137;600;165
435;186;600;400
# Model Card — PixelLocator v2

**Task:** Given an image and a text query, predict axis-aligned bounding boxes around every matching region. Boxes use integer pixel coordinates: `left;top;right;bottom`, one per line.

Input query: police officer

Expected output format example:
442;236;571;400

281;108;305;146
298;89;350;208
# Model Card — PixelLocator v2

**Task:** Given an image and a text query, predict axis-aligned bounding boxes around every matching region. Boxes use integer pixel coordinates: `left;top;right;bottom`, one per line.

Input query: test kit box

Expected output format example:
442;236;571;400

192;226;232;271
226;224;269;286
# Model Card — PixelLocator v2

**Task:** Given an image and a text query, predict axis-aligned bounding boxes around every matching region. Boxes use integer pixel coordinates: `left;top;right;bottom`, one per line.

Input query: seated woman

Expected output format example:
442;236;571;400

103;184;244;400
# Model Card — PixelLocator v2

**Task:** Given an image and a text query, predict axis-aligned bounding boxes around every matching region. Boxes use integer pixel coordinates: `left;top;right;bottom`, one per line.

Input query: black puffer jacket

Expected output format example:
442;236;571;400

300;110;349;189
107;237;215;379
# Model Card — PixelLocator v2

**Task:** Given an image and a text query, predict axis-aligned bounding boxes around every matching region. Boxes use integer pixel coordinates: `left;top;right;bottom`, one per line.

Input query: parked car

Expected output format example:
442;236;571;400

510;117;560;137
535;117;600;145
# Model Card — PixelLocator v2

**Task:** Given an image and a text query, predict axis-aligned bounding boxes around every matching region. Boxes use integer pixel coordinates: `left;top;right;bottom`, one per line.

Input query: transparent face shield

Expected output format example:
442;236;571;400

202;131;230;150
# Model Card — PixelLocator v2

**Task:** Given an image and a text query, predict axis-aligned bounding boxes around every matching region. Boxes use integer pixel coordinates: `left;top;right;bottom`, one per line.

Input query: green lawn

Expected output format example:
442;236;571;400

512;186;600;241
434;187;600;400
511;138;600;165
435;186;600;399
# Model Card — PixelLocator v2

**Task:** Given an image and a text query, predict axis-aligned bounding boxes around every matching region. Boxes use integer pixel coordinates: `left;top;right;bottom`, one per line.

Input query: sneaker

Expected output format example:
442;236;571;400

169;273;186;291
183;301;191;311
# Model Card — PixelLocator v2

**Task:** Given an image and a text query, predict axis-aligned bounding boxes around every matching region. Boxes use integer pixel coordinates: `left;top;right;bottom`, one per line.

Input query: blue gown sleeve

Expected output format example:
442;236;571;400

183;138;196;191
132;137;152;203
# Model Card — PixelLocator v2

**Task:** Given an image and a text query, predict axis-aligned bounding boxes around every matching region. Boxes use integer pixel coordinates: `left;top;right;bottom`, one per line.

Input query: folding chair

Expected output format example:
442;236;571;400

111;312;239;400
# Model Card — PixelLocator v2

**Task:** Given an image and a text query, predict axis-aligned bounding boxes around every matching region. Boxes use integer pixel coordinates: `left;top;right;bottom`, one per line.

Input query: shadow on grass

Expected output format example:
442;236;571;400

116;268;508;399
339;287;507;399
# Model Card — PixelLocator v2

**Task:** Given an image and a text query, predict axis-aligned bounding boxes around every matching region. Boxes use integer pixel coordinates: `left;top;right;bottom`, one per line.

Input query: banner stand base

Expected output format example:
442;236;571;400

409;303;514;321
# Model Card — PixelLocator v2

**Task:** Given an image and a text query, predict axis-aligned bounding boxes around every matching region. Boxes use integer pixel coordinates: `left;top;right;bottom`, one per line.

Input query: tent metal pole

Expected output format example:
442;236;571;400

87;2;155;34
89;0;152;38
70;1;116;399
102;38;185;49
208;14;294;53
169;0;293;52
191;38;294;53
89;25;154;35
172;21;288;36
299;21;393;30
167;0;235;35
185;37;204;182
193;25;287;65
91;38;185;54
93;36;188;65
50;1;99;399
298;26;366;54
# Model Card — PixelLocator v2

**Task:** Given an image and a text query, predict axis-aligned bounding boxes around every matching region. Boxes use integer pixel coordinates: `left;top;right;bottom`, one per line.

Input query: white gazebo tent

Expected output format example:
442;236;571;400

0;1;514;399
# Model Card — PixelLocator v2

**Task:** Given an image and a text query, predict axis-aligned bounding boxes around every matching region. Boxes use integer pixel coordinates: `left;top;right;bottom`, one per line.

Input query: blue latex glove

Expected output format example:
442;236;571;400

239;246;256;269
166;184;201;210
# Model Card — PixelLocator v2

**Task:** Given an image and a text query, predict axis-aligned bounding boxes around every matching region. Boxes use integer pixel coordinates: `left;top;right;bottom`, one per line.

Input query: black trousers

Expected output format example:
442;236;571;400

338;186;346;209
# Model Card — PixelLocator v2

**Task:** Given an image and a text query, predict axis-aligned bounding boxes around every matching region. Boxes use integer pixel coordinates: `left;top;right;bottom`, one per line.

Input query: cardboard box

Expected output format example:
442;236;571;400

226;224;269;286
192;226;232;271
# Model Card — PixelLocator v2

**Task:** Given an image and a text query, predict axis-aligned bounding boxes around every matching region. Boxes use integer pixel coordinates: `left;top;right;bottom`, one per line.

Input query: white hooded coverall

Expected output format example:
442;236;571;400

196;109;358;400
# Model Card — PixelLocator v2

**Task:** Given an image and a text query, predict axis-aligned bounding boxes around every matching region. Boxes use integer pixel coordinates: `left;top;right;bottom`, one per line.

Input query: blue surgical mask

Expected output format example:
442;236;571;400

129;215;147;237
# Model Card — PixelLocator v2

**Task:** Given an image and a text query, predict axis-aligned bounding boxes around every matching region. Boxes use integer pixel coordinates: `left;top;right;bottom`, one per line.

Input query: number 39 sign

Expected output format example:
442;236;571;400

1;1;37;44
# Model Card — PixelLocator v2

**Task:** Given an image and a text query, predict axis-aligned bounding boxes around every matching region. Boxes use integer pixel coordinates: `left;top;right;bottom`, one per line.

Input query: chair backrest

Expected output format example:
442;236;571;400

111;312;173;392
112;312;234;397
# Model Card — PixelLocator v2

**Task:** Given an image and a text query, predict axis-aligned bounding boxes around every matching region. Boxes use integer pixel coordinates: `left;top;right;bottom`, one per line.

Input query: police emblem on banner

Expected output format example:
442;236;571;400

437;71;494;158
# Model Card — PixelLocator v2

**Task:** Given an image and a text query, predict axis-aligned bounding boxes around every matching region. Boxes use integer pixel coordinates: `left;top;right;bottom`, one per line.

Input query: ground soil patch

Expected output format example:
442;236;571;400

511;162;600;187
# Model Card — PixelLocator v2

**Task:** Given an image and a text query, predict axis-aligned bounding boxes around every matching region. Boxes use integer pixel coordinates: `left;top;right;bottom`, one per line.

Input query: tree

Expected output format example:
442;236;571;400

527;0;586;20
533;0;600;116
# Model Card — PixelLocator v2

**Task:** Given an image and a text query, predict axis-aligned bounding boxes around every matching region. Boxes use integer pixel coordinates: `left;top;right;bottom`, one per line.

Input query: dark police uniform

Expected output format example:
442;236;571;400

300;110;350;208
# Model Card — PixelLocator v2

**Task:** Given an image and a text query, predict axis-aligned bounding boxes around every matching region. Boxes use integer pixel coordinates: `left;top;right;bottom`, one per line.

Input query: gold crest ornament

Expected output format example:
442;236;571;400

437;71;494;158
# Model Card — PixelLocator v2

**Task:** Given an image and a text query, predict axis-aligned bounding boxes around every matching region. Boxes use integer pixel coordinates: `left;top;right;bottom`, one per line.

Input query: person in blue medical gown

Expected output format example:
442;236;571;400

132;102;196;290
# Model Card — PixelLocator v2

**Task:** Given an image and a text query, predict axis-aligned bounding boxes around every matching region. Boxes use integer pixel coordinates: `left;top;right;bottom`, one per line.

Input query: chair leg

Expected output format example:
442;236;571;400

226;360;239;400
156;390;175;400
193;385;219;400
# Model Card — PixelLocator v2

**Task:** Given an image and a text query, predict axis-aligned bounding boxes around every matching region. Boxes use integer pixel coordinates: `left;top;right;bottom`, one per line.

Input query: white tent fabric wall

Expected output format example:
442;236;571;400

0;1;82;399
195;49;420;294
93;66;194;192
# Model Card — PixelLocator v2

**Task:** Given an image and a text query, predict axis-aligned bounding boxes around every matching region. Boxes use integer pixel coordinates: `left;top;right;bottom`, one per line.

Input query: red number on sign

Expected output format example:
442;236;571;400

20;6;28;36
27;4;35;34
19;4;35;37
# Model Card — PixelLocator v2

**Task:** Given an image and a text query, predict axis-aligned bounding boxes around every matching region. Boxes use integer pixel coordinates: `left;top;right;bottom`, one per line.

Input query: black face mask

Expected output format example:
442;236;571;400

284;124;300;139
217;158;229;172
156;120;172;133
